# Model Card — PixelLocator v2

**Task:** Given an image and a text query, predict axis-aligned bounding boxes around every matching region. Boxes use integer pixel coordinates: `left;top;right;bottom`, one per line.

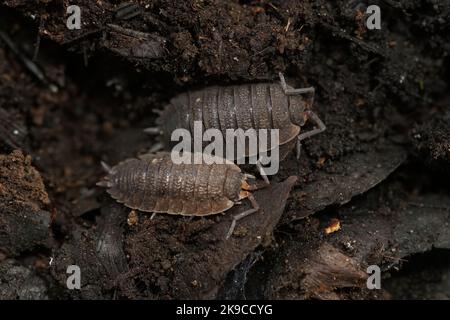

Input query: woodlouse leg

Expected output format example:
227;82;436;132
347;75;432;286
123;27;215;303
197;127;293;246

256;160;270;185
150;212;157;220
148;142;164;153
296;140;302;160
143;127;161;135
295;111;326;159
226;193;260;239
278;72;315;95
244;173;256;180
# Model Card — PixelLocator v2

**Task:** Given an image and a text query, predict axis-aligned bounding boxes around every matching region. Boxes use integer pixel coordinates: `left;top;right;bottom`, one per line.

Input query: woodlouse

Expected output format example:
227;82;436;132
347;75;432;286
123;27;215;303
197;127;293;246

146;73;326;162
97;152;261;239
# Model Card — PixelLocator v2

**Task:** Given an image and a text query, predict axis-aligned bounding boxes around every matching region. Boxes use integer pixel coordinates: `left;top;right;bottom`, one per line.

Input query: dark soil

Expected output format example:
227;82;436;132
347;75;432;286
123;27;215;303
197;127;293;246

0;1;449;299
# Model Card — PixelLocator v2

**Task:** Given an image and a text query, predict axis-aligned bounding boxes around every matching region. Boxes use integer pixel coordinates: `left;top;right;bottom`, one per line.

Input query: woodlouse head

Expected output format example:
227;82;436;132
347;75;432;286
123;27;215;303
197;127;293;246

238;173;256;200
239;180;251;200
287;94;314;127
241;178;252;191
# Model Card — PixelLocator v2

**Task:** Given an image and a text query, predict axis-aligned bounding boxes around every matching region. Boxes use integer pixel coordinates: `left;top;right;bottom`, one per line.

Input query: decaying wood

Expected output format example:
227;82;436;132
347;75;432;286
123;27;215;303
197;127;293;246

0;150;51;256
259;180;450;299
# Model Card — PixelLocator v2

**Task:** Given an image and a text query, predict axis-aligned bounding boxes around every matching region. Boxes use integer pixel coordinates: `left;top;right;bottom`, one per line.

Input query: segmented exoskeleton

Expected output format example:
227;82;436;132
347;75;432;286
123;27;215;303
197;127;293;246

97;152;260;239
147;73;326;161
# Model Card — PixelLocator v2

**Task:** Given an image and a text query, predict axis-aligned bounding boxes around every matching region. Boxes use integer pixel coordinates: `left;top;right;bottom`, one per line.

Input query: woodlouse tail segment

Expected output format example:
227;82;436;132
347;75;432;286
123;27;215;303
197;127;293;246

144;109;164;134
226;193;260;240
152;108;163;116
96;174;116;188
96;179;112;188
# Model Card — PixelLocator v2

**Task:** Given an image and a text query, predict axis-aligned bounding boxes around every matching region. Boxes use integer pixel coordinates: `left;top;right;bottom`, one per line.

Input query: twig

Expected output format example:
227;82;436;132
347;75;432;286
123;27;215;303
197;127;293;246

408;202;450;211
115;2;142;20
0;30;58;92
32;18;42;61
322;23;385;56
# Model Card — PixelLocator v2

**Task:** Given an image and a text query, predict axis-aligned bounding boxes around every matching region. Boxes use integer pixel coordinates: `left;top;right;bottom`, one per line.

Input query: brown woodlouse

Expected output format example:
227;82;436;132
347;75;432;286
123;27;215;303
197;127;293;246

97;152;261;239
146;73;326;162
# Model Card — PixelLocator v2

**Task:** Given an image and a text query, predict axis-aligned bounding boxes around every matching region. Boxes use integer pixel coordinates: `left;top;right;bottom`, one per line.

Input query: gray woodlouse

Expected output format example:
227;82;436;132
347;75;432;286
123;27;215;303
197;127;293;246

97;152;261;239
146;73;326;165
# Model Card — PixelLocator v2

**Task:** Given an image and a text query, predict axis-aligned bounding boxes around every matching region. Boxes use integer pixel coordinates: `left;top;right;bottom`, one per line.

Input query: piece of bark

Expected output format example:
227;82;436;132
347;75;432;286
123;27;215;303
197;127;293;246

284;143;407;222
51;199;128;299
0;259;48;300
384;249;450;299
328;192;450;266
95;199;129;277
265;243;369;300
217;251;262;299
101;24;166;59
119;176;297;299
0;150;51;256
257;180;450;299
